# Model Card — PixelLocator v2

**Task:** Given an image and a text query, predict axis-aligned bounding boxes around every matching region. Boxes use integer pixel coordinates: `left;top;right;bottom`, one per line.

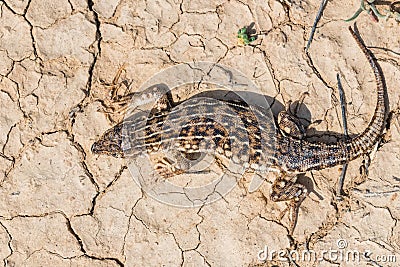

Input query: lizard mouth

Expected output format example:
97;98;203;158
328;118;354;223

91;141;104;154
91;139;124;158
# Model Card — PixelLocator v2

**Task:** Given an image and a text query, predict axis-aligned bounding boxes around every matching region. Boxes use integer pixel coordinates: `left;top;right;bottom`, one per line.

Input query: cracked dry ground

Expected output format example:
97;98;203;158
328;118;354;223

0;0;400;266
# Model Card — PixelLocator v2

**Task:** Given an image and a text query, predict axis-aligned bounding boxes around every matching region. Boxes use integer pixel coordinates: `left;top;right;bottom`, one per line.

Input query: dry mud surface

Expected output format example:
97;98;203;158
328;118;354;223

1;0;400;266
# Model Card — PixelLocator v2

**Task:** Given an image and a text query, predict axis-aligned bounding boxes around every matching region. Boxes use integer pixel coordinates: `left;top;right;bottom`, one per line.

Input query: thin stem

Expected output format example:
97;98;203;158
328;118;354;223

344;7;364;22
305;0;329;52
336;74;348;199
370;3;388;18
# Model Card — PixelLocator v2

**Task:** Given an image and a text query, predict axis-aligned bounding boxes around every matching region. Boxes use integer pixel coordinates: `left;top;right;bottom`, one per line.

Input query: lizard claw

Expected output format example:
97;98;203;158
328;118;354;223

270;174;308;234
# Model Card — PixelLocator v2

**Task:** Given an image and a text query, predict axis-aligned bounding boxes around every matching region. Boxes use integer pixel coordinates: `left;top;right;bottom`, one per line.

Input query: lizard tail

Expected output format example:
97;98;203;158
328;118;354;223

288;27;388;173
344;26;387;160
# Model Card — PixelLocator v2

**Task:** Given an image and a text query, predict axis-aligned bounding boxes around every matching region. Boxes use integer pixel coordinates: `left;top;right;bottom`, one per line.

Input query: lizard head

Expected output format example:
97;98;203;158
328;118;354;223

91;123;124;158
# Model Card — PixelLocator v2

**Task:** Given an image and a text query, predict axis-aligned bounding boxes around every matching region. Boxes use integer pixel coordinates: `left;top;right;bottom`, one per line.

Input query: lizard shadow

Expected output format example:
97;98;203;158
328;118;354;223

296;173;324;201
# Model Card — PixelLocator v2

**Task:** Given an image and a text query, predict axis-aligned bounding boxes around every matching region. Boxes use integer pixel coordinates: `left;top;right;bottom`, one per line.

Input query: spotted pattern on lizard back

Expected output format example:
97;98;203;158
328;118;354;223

91;27;388;234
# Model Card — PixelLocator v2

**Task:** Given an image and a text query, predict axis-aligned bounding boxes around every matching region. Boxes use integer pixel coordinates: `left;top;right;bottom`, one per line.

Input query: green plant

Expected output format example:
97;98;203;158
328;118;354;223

237;27;257;45
345;0;400;23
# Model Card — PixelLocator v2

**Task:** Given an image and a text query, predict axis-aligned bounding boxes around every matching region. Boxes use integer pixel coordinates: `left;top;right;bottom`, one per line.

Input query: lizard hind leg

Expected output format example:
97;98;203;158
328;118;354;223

270;173;308;235
277;111;306;139
277;92;309;139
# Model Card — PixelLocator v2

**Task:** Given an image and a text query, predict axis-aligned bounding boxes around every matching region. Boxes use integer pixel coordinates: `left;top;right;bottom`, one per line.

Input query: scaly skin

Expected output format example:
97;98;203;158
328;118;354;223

276;27;387;174
91;27;388;234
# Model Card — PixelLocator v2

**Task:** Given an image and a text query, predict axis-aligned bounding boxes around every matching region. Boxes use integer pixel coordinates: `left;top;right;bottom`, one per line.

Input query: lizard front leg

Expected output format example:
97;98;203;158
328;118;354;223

270;173;308;235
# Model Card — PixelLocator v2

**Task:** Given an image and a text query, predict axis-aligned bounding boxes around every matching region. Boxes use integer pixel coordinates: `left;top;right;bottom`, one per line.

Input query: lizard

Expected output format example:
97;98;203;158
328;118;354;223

91;26;388;234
